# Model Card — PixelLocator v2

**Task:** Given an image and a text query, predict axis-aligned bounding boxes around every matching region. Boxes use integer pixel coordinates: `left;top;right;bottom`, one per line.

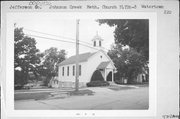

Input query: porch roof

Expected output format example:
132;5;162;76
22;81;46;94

97;61;110;69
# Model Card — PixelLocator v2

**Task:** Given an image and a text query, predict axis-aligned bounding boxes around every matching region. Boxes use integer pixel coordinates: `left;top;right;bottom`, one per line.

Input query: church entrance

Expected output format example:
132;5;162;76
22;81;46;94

106;72;112;81
90;70;104;82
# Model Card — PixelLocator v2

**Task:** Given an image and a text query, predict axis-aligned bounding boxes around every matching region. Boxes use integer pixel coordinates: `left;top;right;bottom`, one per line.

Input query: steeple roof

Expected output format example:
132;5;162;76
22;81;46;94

92;32;103;41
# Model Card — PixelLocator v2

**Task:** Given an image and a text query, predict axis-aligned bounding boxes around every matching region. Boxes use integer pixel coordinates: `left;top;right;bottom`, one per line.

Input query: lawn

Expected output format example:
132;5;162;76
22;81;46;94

15;92;51;100
107;83;149;91
108;86;135;91
14;84;149;101
132;83;149;87
15;89;94;101
69;89;94;96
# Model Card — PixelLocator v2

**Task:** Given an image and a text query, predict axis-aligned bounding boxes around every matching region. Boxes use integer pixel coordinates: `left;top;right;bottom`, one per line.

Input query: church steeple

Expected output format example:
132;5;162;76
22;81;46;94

91;32;103;52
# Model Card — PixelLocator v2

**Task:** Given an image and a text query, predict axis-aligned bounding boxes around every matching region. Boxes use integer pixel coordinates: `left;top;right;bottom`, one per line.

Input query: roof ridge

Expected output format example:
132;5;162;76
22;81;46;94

68;52;92;58
58;52;97;66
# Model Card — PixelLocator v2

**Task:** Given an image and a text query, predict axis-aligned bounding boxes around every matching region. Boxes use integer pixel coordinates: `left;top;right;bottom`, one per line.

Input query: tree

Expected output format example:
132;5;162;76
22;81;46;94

97;19;149;83
14;27;40;86
98;19;149;62
40;47;66;85
108;44;146;83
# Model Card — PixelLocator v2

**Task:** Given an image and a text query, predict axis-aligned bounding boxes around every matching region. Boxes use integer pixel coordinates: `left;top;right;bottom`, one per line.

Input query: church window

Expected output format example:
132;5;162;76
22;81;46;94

67;66;69;76
94;41;96;47
73;65;75;76
62;67;64;76
99;41;101;46
79;65;81;76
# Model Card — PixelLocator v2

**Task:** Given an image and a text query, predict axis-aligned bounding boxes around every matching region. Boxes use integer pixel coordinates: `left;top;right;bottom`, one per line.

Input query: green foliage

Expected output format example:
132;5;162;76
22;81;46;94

14;27;40;86
97;19;149;84
90;70;104;81
86;81;109;87
39;47;66;85
108;44;147;83
14;27;67;87
98;19;149;62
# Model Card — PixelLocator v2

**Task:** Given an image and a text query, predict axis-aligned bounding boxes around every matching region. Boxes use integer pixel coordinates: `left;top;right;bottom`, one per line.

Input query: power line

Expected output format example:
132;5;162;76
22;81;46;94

24;28;109;51
24;28;75;40
23;28;109;51
23;28;93;46
25;34;106;52
26;34;75;44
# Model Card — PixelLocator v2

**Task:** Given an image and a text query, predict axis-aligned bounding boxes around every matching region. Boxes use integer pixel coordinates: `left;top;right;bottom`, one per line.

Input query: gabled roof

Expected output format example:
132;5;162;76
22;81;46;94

96;61;110;69
58;52;96;66
96;49;116;70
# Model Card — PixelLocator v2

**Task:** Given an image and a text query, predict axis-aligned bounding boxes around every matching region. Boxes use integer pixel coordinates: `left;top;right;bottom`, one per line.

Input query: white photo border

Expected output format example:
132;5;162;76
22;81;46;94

5;12;157;117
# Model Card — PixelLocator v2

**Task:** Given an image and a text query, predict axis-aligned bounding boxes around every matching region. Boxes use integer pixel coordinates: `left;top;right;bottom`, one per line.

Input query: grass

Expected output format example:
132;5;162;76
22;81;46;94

15;89;95;100
108;86;135;91
132;83;149;87
69;89;94;96
108;83;149;91
15;92;51;100
14;84;148;100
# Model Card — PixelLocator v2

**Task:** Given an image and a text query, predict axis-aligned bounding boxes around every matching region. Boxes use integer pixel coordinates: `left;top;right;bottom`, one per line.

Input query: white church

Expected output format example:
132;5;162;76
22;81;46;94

50;33;116;88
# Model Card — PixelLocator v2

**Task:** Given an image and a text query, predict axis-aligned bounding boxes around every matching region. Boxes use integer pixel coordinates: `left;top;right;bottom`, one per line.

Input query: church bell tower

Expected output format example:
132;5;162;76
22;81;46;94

91;32;103;52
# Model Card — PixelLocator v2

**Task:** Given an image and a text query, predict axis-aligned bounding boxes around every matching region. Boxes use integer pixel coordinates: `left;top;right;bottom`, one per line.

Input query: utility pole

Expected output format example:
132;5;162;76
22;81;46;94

75;19;79;92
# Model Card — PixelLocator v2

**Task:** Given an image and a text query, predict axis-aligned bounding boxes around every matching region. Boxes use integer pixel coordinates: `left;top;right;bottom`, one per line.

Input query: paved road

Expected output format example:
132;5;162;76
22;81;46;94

15;86;149;110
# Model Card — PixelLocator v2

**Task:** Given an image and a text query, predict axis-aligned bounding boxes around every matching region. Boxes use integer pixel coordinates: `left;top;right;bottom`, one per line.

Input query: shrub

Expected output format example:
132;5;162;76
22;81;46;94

14;84;23;90
86;80;110;87
91;70;104;81
114;80;122;84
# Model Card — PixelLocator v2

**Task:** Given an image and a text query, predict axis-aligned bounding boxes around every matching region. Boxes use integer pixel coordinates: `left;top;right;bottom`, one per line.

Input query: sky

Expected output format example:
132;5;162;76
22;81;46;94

16;18;115;57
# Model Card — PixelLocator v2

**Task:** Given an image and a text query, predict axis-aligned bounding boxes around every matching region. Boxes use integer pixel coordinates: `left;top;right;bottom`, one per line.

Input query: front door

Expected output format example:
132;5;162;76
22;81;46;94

106;72;112;81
